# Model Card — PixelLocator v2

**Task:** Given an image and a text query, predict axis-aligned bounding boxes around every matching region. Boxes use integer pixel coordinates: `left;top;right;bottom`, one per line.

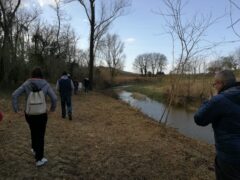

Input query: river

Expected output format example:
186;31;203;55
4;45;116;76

118;90;214;144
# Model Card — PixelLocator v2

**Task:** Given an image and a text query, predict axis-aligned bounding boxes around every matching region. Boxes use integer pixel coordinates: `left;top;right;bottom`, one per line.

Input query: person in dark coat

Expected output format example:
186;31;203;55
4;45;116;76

73;79;79;95
194;70;240;180
56;71;74;120
83;78;89;93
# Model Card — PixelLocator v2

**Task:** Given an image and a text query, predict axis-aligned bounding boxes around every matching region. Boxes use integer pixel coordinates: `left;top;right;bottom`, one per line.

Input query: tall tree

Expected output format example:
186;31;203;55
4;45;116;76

0;0;21;83
158;0;219;124
51;0;67;54
133;55;145;75
101;33;125;82
133;53;167;76
228;0;240;38
66;0;130;89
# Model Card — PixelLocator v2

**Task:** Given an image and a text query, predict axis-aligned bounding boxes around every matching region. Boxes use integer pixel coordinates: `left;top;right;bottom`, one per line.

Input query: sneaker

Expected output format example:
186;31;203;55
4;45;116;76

41;158;48;163
31;149;35;156
36;158;48;167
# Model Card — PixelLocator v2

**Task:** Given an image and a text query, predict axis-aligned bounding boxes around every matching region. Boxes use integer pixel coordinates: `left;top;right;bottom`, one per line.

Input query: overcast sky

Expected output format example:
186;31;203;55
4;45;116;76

22;0;240;73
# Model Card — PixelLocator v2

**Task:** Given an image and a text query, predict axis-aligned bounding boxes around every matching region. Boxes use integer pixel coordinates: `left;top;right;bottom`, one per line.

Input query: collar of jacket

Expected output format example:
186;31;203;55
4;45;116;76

61;75;69;79
219;82;240;94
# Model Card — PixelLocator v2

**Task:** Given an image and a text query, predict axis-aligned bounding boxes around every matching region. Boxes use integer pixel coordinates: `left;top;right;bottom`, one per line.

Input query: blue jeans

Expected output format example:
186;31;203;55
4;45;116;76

60;95;72;118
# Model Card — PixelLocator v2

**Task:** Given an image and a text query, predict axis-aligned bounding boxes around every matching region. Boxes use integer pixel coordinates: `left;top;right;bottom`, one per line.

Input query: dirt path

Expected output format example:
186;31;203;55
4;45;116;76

0;92;215;179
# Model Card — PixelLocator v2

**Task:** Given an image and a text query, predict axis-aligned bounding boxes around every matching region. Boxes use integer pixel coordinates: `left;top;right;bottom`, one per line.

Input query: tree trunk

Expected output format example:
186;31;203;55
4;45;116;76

88;1;95;90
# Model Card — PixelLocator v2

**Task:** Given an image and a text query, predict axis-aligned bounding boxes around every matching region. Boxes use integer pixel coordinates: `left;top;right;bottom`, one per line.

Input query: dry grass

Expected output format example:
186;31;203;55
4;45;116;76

0;92;215;179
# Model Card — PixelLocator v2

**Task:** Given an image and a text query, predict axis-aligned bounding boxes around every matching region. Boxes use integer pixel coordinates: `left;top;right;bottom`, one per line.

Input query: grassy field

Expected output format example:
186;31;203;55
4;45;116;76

0;91;215;179
120;74;216;111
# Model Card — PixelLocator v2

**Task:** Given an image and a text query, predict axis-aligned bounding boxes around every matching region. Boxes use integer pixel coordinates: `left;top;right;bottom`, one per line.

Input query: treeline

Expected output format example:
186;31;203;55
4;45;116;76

133;53;167;76
0;0;130;88
0;1;88;86
208;52;240;73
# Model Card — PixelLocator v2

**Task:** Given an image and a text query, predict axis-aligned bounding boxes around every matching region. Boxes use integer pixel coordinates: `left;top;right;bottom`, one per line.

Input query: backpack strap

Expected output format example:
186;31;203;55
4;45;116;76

29;82;47;92
30;82;40;92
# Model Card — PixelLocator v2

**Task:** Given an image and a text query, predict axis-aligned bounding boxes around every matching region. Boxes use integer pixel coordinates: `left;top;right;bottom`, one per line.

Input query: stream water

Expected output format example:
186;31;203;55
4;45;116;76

118;91;214;144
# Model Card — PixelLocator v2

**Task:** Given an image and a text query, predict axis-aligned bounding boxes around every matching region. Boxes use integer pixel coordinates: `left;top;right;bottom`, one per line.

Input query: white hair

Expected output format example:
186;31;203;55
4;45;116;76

215;70;236;86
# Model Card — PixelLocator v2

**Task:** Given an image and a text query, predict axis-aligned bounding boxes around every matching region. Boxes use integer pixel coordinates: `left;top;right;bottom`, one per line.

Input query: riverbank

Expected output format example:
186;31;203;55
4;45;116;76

0;91;215;179
121;75;214;111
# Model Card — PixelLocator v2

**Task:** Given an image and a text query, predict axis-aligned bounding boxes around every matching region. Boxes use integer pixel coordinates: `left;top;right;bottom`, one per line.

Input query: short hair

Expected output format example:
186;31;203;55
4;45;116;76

62;71;67;76
215;70;236;86
31;67;43;78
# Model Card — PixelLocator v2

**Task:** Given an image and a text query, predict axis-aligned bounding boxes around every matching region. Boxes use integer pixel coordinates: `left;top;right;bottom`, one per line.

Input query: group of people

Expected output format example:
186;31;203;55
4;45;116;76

11;67;89;167
1;66;240;179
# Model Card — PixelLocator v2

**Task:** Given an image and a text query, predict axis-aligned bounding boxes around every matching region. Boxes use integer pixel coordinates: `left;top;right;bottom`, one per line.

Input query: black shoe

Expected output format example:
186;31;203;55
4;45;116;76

68;114;72;120
62;115;66;119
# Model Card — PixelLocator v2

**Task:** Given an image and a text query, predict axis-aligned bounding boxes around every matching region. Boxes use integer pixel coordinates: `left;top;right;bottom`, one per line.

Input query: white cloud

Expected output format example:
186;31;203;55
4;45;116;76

37;0;56;7
21;0;56;8
83;19;89;23
20;0;40;10
124;38;136;44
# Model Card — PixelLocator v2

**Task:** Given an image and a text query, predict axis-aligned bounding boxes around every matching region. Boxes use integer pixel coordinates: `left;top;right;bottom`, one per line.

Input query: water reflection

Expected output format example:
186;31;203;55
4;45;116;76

119;91;214;144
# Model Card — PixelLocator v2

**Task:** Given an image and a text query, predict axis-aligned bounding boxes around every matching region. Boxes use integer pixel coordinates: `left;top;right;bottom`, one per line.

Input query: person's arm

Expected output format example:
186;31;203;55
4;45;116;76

56;80;59;91
194;95;222;126
71;80;74;89
47;84;57;112
70;80;74;93
12;83;26;112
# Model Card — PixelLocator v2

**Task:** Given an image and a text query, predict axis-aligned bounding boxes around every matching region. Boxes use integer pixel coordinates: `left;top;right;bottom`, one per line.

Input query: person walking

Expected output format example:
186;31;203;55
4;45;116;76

56;71;74;120
12;67;57;167
83;78;89;93
194;70;240;180
73;79;79;95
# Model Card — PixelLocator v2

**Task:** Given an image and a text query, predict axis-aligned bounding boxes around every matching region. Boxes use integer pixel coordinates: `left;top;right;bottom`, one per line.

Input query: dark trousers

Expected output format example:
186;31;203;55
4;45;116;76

60;95;72;117
215;156;240;180
25;113;47;161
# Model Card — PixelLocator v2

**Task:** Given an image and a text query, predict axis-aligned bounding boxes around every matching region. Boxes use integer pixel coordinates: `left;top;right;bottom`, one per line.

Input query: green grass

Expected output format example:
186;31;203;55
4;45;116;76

124;82;166;102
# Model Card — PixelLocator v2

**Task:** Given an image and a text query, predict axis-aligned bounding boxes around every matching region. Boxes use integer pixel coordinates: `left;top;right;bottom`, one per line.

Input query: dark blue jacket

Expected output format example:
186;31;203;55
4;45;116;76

56;75;74;97
194;84;240;165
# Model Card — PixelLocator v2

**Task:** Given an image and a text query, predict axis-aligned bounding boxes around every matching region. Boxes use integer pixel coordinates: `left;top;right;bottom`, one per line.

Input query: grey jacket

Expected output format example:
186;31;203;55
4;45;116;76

12;78;57;113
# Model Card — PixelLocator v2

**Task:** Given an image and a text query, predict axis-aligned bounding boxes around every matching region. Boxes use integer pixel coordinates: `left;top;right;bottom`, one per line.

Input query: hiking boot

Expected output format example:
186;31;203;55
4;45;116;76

36;158;48;167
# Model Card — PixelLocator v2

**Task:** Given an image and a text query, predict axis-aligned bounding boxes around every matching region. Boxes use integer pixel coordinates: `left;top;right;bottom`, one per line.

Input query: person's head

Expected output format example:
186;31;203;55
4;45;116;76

213;70;236;93
31;67;43;78
62;71;67;76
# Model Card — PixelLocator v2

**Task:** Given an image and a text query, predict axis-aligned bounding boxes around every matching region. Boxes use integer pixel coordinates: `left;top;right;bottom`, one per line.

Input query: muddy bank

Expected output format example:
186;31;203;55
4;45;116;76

0;92;215;179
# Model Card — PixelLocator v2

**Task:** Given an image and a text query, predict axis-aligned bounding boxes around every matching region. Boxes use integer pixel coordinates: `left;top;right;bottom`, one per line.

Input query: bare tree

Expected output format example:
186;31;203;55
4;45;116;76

158;0;219;124
65;0;131;89
149;53;157;75
133;53;167;76
154;53;167;74
228;0;240;38
133;55;145;75
14;8;40;58
76;49;89;67
101;33;125;82
234;47;240;68
0;0;21;83
51;0;69;54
